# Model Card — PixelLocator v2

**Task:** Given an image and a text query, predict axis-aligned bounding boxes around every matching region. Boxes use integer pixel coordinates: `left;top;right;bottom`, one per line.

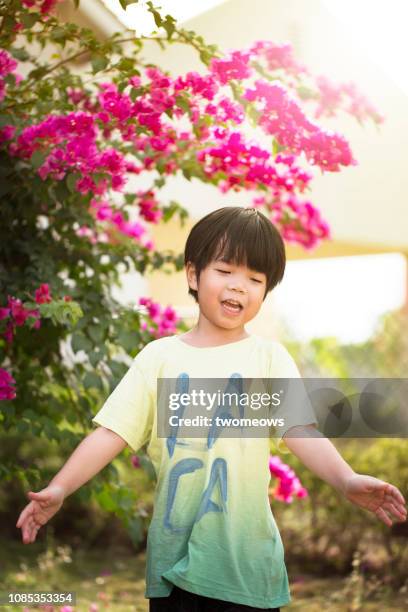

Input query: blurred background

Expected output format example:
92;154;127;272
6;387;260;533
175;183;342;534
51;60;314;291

1;1;407;610
65;0;408;359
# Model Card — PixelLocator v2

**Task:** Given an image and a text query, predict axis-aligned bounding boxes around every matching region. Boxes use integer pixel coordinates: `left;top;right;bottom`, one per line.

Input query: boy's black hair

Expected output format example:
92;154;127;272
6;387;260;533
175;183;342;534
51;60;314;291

184;206;286;302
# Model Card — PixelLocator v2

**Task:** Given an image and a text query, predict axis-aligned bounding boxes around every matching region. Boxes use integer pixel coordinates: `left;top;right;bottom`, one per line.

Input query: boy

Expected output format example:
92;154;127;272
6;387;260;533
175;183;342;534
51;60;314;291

16;206;407;611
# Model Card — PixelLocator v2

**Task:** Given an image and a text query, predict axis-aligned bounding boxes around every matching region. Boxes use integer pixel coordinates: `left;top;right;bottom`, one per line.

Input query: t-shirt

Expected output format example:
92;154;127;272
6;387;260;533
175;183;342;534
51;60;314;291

91;333;317;609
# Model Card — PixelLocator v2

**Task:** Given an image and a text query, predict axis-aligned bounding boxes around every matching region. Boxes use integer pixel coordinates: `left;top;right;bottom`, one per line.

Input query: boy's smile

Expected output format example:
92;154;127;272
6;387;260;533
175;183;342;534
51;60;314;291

186;258;267;341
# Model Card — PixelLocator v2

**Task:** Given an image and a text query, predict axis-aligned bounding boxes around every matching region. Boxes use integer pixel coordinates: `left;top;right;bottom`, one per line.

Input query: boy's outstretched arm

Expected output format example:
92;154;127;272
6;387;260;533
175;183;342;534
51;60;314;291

282;425;407;527
16;426;127;544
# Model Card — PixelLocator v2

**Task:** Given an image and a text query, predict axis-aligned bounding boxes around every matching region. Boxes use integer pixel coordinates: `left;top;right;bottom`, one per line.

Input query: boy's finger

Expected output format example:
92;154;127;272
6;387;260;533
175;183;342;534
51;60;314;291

16;509;31;528
16;514;24;528
384;501;406;520
22;525;30;543
16;504;34;528
28;525;34;544
386;484;406;506
375;506;392;527
24;520;35;543
28;490;50;501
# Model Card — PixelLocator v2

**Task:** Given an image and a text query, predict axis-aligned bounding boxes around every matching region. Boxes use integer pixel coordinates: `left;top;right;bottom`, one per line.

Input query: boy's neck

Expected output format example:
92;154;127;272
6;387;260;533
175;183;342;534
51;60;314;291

180;320;250;348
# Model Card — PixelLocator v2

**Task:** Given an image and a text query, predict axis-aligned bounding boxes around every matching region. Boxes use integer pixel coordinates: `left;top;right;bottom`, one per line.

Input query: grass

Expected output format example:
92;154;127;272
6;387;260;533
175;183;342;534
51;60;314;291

1;539;407;611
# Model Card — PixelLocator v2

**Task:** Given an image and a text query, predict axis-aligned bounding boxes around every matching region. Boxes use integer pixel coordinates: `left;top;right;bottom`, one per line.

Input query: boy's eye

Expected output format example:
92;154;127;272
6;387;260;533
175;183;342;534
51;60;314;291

216;269;230;274
251;278;263;283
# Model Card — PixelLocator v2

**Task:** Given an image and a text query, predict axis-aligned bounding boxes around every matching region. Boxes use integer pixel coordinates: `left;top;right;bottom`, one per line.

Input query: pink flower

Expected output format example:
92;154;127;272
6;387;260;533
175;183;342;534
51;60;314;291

0;49;22;102
35;283;52;304
6;38;380;253
0;125;16;143
129;76;141;88
0;307;10;320
138;297;179;338
269;455;308;503
210;51;253;84
250;41;306;75
131;455;141;468
7;296;31;326
0;368;16;400
4;320;14;344
0;49;18;78
22;0;62;17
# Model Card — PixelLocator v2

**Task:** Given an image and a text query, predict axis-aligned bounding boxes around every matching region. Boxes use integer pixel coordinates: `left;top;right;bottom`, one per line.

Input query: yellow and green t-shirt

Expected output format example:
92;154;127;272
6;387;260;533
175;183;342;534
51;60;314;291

91;333;316;609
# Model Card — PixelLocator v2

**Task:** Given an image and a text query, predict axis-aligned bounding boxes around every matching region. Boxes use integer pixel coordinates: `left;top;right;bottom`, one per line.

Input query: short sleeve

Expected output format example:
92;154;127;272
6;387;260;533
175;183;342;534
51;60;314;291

268;342;317;454
91;358;155;452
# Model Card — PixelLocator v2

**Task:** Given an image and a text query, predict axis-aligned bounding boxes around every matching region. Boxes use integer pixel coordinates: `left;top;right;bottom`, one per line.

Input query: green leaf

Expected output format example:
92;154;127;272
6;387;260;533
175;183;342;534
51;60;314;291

89;325;104;343
163;15;176;39
199;50;212;66
124;193;136;204
96;486;116;512
2;16;17;32
36;300;83;327
175;95;190;115
119;0;139;9
147;2;163;28
109;360;128;379
117;330;140;353
247;105;260;127
50;27;67;43
296;85;317;100
20;13;38;29
130;86;144;102
127;516;144;546
31;150;46;170
28;66;47;80
9;47;30;62
91;55;109;74
66;173;79;193
139;455;156;481
71;332;93;353
16;421;30;434
0;114;14;127
154;177;166;189
117;57;135;72
55;180;70;201
83;372;103;390
89;350;101;367
272;140;284;156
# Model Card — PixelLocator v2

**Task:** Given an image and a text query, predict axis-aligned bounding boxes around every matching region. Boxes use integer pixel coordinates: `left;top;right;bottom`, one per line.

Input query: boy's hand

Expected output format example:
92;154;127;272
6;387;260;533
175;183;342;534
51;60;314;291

16;485;65;544
344;474;407;527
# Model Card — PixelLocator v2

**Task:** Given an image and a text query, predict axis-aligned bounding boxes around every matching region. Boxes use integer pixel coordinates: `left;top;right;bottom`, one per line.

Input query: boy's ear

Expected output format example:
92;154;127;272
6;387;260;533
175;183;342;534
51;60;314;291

186;261;198;291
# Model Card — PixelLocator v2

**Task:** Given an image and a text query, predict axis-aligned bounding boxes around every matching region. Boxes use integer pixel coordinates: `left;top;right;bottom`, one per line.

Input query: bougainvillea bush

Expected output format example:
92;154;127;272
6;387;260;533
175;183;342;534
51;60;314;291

0;0;382;541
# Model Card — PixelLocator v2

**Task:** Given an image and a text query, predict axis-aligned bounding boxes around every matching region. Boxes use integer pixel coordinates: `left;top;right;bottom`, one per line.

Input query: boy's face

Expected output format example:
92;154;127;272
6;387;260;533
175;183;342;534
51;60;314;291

186;258;267;332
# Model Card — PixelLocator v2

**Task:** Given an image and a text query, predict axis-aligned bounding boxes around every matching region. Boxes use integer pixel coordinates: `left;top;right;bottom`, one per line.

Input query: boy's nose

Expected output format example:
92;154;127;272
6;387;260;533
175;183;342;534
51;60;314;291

227;281;246;293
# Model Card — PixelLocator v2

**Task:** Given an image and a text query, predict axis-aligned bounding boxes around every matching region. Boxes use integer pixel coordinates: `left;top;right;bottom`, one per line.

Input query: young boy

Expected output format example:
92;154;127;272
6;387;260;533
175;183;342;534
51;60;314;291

16;206;407;611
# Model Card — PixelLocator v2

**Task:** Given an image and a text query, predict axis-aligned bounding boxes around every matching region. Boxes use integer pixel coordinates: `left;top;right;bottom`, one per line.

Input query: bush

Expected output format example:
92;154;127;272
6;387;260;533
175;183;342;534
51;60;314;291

274;438;408;584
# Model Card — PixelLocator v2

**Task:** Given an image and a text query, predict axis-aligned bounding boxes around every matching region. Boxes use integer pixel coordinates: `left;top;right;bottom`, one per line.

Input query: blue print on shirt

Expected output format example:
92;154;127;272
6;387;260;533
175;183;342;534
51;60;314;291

207;373;244;449
166;372;189;458
163;373;241;532
164;457;203;533
195;457;228;521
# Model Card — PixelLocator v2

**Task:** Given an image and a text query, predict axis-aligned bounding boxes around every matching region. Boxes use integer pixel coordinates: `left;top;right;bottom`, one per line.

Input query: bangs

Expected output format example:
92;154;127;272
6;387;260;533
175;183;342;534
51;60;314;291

212;216;275;277
184;206;286;300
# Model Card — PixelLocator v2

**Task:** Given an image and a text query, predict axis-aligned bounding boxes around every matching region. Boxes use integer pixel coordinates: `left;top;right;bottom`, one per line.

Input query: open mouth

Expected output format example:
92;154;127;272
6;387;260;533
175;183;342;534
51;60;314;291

221;299;243;313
